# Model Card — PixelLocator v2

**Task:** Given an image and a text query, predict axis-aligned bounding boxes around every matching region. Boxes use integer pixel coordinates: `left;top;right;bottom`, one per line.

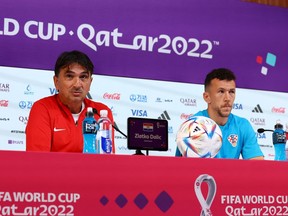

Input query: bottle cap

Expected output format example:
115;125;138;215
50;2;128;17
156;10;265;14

86;107;94;117
100;109;108;117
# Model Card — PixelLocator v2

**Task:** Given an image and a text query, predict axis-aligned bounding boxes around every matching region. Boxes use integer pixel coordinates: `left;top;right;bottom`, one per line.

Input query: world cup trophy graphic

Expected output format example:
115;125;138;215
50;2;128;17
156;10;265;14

194;174;216;216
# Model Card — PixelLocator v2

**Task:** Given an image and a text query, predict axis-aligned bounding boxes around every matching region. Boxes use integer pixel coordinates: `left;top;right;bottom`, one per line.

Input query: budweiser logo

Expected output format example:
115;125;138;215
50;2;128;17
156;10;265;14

103;93;121;100
0;100;8;107
272;107;285;114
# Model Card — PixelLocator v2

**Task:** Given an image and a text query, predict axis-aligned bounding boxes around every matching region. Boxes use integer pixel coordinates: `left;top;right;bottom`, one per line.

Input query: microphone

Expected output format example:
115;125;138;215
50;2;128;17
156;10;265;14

92;108;127;138
257;128;274;133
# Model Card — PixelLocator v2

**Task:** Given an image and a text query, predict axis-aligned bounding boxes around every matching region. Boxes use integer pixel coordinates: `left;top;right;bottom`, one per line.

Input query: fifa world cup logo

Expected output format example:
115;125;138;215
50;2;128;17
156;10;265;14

194;174;216;216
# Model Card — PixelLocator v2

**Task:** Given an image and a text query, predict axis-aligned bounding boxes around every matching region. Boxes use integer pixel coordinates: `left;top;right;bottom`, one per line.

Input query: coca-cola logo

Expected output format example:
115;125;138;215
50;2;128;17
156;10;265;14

103;93;121;100
271;107;285;114
0;100;8;107
180;113;193;120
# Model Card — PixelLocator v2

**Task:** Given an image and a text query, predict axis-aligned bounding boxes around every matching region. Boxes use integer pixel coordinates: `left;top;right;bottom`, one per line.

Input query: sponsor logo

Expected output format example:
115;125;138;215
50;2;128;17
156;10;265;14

256;52;276;76
257;133;266;139
117;146;129;151
180;98;197;106
103;93;121;100
155;98;162;102
11;130;25;134
158;111;173;133
165;99;173;102
180;113;193;120
131;109;148;117
19;116;28;124
24;84;34;95
233;103;243;110
8;140;24;145
0;83;10;92
252;104;263;113
130;94;147;102
158;110;171;120
19;101;33;109
155;98;173;103
49;87;57;95
110;106;117;116
115;135;126;140
272;107;285;114
250;118;265;126
0;100;8;107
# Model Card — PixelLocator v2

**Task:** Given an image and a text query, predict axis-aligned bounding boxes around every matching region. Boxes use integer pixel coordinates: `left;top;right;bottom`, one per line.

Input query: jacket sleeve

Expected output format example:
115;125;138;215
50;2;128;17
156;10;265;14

25;101;52;151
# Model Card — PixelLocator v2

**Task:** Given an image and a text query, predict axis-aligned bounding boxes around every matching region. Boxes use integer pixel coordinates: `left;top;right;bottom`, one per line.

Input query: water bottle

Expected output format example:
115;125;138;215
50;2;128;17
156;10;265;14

96;109;113;154
272;121;286;161
82;107;99;154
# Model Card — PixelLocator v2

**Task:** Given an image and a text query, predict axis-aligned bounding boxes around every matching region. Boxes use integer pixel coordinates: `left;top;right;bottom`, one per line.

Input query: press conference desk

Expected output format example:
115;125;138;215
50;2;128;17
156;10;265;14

0;151;287;216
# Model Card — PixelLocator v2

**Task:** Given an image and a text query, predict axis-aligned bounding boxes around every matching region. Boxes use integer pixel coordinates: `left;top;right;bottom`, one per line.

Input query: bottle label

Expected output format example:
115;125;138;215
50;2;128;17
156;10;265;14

83;122;97;134
272;131;286;144
101;136;112;153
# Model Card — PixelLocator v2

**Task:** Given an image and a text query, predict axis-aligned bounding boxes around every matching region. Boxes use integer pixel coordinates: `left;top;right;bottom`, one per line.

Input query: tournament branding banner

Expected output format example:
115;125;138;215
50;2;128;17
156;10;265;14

0;0;287;92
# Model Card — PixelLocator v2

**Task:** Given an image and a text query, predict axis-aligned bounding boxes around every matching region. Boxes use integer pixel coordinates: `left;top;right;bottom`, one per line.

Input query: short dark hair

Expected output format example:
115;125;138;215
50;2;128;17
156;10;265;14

54;50;94;77
204;68;236;90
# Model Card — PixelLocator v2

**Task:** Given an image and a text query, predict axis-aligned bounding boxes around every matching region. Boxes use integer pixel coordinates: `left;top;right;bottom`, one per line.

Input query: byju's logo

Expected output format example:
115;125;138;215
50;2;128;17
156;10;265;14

256;52;276;75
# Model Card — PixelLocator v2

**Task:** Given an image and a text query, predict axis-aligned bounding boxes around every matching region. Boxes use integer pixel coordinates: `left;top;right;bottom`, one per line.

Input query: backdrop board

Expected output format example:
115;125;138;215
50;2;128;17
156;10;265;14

0;66;287;160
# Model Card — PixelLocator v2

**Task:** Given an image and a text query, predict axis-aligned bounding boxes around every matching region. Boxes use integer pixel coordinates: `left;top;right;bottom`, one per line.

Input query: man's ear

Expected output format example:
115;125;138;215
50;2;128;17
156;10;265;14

203;92;211;104
53;76;59;91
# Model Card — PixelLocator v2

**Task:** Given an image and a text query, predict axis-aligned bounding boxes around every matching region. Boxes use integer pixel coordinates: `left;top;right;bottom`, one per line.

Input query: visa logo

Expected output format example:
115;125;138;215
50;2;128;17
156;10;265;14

49;88;57;95
257;133;266;139
131;109;147;117
233;103;243;110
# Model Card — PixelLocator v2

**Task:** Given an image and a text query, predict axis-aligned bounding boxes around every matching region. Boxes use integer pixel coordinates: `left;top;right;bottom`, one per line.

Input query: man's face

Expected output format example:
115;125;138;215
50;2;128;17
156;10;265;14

204;78;236;117
53;63;92;106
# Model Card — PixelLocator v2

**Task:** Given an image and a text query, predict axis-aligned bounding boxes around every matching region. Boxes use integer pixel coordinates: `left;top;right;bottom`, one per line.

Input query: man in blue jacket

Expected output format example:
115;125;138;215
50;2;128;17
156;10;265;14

176;68;264;160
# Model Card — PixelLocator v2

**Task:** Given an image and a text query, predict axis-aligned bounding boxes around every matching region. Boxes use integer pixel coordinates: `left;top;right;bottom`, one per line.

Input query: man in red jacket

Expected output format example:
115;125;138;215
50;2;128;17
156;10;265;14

26;50;115;153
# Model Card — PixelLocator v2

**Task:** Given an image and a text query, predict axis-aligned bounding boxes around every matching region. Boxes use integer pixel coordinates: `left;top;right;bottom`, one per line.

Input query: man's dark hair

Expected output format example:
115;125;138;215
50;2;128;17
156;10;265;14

54;50;94;77
204;68;236;90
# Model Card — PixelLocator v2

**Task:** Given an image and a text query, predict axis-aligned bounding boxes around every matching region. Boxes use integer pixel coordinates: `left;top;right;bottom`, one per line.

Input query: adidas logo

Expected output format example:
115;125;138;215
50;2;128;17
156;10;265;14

158;110;171;120
252;104;263;113
193;126;201;133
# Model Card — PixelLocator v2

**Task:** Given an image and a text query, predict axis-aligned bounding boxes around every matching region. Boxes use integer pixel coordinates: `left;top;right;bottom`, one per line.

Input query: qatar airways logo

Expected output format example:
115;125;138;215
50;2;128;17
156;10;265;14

0;83;9;92
180;98;197;106
250;118;265;126
272;107;285;114
103;93;121;100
